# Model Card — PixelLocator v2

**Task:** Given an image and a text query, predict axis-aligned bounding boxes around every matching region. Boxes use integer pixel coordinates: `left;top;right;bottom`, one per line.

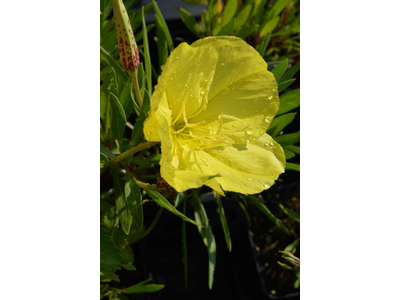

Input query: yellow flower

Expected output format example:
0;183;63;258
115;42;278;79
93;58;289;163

143;36;285;195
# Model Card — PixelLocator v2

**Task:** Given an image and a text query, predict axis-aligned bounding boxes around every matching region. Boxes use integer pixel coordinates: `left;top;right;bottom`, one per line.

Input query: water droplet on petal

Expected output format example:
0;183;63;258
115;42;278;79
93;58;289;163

247;178;253;181
233;123;237;127
268;95;273;100
246;130;254;135
264;142;269;147
270;142;274;146
263;182;272;188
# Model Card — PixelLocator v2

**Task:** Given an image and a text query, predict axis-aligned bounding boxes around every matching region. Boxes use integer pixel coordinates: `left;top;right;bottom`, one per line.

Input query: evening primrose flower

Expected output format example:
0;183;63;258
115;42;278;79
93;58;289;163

143;36;285;195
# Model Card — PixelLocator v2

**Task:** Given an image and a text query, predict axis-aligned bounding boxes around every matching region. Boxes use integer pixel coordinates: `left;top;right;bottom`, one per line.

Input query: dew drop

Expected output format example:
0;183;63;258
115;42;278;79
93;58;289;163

259;130;264;135
264;142;269;147
270;142;274;146
247;178;253;181
233;123;237;127
263;182;272;188
246;130;254;135
268;95;273;100
222;62;225;66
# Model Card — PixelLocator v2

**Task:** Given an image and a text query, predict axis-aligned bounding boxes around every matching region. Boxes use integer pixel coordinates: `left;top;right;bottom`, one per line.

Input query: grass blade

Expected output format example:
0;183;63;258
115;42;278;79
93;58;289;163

248;195;290;235
153;0;174;52
147;190;203;227
216;194;232;252
193;197;216;289
141;7;152;95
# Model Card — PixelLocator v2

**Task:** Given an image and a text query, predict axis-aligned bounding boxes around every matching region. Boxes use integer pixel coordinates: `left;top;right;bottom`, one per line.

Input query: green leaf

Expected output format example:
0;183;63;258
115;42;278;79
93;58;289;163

278;79;296;92
153;0;174;52
155;15;168;69
193;197;217;289
131;3;154;31
235;23;258;38
233;2;253;31
280;204;300;222
285;144;300;154
274;131;300;146
267;112;296;136
114;175;132;235
101;153;110;171
248;196;290;235
100;228;124;281
201;9;210;34
179;7;204;38
109;93;127;141
125;171;143;230
122;279;165;294
141;7;152;96
286;162;300;172
208;0;219;33
271;59;288;82
218;18;235;35
146;190;203;227
100;144;115;158
277;89;300;115
100;46;128;81
174;192;185;208
283;149;295;160
222;0;237;26
267;0;291;20
281;61;300;82
121;264;137;271
134;24;155;43
131;89;150;146
259;15;280;38
216;194;232;252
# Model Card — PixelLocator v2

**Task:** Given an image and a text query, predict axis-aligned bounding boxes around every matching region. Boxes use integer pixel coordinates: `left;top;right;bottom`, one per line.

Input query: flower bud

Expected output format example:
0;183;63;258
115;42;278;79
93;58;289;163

113;0;140;73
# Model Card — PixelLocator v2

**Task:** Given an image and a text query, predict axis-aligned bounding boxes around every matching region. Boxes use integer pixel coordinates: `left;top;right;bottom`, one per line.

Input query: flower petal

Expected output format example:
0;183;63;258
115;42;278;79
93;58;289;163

189;37;279;142
144;42;219;141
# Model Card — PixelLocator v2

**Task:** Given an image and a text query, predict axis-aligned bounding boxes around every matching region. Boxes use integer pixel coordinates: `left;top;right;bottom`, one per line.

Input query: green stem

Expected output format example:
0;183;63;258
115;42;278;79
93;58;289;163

111;141;158;163
130;71;143;108
140;207;164;239
136;180;157;191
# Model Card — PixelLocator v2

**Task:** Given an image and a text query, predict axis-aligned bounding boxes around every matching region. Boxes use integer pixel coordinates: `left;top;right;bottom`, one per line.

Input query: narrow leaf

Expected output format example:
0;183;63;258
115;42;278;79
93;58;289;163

279;204;300;222
155;15;168;68
123;281;165;294
286;162;300;171
267;112;296;136
248;196;290;235
131;89;150;146
193;197;217;289
216;194;232;252
277;89;300;115
259;15;280;38
125;171;143;230
201;9;210;34
146;190;203;227
281;61;300;82
235;23;258;38
283;149;295;160
233;2;253;31
110;93;127;141
114;175;132;235
153;0;174;52
274;131;300;146
222;0;237;26
267;0;291;20
271;59;288;82
141;7;152;95
278;79;296;92
218;18;235;35
179;7;204;38
100;46;128;81
285;144;300;154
